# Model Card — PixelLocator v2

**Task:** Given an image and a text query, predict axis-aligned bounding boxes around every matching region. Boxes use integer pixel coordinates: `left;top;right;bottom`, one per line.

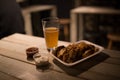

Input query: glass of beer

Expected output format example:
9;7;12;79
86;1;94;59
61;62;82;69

42;17;59;51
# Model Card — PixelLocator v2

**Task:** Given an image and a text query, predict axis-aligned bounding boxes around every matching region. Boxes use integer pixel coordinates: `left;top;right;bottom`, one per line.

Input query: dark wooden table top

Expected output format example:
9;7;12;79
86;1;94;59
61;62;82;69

0;33;120;80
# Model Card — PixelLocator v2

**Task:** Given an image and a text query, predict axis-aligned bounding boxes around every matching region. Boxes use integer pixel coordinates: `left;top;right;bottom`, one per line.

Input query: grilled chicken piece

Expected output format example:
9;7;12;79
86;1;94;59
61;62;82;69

53;42;99;63
53;45;65;56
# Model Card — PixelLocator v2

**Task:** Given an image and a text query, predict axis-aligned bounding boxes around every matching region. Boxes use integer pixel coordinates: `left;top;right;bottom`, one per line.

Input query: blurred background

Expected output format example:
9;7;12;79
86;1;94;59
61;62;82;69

17;0;120;50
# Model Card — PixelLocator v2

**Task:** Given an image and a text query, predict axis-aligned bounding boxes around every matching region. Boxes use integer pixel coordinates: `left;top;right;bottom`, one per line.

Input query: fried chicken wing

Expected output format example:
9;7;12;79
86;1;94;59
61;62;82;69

53;42;99;63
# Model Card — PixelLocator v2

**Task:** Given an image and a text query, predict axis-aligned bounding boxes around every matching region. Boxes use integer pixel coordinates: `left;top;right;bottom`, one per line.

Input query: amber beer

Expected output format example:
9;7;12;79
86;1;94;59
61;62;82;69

42;17;59;50
44;27;59;49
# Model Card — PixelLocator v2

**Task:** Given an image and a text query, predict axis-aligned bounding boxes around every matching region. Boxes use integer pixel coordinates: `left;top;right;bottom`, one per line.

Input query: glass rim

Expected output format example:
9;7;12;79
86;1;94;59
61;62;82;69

42;17;59;22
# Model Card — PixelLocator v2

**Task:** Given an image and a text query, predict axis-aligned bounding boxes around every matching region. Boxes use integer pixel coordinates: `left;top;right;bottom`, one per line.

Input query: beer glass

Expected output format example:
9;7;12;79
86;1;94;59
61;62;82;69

42;17;59;51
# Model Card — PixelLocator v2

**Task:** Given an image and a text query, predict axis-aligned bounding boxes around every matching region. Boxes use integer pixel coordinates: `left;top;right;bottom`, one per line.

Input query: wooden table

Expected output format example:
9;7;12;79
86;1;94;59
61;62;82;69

0;33;120;80
70;6;120;42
